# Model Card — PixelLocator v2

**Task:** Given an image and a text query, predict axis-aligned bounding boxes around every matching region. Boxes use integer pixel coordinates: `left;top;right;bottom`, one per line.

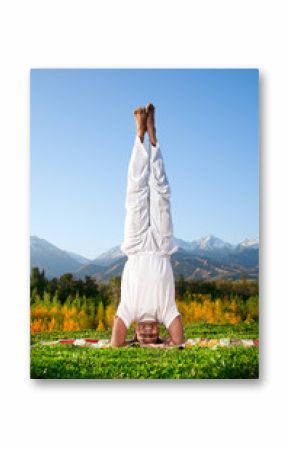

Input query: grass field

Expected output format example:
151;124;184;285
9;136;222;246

30;322;259;379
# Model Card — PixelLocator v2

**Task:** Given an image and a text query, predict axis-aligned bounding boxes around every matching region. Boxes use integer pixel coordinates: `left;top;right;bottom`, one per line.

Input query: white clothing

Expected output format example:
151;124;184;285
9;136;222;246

117;136;180;329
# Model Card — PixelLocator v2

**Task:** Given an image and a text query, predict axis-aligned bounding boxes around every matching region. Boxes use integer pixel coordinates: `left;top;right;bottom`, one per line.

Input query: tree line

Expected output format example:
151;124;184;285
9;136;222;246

30;268;259;333
31;267;258;305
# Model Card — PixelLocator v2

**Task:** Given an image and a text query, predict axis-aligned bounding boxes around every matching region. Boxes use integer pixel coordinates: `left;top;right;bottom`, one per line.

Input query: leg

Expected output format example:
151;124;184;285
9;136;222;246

168;315;185;345
110;316;128;347
146;104;177;254
121;109;150;255
149;142;174;239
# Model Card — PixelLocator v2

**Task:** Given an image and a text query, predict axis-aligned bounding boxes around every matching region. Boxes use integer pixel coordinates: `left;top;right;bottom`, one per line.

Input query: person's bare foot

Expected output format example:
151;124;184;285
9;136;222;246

146;103;157;146
134;107;147;143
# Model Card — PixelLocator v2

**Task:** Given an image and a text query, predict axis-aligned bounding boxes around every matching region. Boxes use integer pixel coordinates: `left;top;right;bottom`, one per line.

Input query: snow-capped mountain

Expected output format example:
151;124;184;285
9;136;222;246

237;238;259;250
92;245;124;267
172;237;195;252
192;235;235;252
173;234;236;254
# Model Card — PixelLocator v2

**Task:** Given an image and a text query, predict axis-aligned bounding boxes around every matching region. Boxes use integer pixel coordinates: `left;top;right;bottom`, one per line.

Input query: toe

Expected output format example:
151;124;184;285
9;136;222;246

134;107;143;116
146;103;155;113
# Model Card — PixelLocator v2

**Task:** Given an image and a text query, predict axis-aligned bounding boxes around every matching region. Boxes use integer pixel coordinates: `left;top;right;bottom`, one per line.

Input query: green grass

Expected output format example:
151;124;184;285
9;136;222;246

30;322;259;379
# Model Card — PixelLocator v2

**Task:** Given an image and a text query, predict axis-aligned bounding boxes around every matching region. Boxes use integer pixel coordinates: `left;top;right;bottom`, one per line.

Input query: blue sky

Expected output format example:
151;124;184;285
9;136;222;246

30;69;259;259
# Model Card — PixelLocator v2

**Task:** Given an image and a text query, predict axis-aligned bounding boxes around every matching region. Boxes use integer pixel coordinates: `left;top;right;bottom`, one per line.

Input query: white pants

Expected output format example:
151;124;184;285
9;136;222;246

117;136;180;329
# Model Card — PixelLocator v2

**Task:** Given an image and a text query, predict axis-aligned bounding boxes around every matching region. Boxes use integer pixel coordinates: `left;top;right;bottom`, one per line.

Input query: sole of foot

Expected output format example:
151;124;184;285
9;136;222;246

134;107;147;142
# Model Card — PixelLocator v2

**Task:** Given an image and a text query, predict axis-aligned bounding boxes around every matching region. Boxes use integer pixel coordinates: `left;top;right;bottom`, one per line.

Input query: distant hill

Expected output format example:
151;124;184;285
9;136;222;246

92;245;124;267
66;251;91;265
30;235;259;281
170;250;258;281
30;236;82;278
73;263;107;280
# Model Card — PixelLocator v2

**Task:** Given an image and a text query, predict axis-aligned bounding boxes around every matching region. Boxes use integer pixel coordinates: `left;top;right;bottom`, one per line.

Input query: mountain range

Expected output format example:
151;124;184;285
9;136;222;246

30;235;259;282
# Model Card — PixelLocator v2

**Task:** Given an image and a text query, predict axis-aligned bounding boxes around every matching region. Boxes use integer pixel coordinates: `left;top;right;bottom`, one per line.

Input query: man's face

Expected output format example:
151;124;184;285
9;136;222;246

136;321;159;344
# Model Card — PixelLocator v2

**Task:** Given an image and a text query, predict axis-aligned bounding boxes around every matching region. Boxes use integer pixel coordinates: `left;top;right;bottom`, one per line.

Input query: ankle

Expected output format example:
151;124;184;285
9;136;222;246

138;133;145;143
150;129;157;146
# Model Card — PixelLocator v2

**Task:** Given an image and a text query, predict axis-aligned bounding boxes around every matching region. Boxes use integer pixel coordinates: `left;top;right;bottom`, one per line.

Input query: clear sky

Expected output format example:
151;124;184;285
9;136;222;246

30;69;259;259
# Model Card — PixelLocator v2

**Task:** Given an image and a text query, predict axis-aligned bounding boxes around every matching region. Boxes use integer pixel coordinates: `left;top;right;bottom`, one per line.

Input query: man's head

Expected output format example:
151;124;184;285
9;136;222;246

136;321;160;344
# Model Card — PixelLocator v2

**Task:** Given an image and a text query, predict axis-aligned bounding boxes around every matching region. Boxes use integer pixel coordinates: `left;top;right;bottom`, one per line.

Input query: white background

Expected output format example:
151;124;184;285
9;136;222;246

0;0;289;448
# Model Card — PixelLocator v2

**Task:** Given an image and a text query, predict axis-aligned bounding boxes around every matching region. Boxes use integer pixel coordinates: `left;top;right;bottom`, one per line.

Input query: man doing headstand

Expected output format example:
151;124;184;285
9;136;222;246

111;104;184;347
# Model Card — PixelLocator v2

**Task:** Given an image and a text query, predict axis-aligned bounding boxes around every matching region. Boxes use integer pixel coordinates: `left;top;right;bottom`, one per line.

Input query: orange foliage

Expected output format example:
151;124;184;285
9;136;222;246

176;295;245;325
30;291;257;333
96;321;105;331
